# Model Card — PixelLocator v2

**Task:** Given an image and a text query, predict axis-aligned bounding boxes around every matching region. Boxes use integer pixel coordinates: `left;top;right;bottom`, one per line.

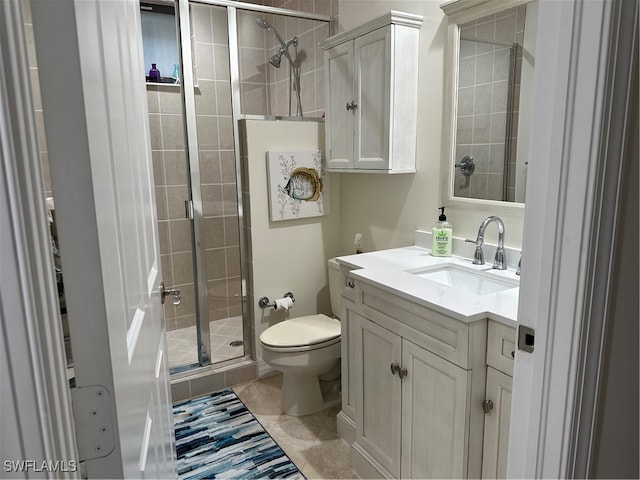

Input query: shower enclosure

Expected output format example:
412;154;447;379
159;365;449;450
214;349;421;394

144;0;331;375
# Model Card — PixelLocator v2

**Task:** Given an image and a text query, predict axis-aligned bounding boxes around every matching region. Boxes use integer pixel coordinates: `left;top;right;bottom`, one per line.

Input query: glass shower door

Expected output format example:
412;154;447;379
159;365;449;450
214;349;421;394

190;3;245;364
143;2;202;370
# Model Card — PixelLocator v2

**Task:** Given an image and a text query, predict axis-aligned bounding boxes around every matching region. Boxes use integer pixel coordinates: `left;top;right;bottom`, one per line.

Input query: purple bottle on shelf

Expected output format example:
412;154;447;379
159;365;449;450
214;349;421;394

149;63;161;83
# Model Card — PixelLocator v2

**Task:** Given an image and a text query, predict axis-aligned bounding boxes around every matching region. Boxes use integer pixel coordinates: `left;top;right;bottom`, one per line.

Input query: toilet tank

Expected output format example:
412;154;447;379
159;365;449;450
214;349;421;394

327;258;344;319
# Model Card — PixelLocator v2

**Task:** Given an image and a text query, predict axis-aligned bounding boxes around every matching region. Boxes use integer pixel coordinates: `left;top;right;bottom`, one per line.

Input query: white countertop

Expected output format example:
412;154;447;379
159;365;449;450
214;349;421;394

336;246;519;326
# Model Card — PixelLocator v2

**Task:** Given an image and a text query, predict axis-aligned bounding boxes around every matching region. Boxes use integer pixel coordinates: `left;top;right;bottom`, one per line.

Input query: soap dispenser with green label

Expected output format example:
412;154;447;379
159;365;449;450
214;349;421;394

432;207;453;257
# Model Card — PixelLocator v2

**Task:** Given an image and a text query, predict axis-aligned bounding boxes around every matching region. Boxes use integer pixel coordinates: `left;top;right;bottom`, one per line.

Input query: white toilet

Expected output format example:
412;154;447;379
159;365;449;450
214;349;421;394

260;258;343;416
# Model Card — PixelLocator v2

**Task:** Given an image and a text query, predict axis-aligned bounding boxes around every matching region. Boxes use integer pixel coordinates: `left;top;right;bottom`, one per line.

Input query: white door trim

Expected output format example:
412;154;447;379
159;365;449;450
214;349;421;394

0;0;78;473
509;0;637;477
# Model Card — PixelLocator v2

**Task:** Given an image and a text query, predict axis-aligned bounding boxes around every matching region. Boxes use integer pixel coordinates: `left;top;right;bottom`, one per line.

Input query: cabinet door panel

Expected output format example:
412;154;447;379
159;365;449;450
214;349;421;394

355;314;402;477
341;303;358;420
481;367;513;479
325;42;354;169
354;27;391;169
401;340;470;479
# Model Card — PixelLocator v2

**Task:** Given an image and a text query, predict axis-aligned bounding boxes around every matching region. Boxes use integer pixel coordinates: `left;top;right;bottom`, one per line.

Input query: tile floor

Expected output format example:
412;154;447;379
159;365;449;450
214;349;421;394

235;374;356;479
166;316;244;368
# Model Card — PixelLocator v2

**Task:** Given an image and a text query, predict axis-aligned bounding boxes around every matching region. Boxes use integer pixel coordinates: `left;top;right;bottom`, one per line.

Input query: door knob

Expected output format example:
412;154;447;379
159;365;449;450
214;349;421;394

161;282;181;306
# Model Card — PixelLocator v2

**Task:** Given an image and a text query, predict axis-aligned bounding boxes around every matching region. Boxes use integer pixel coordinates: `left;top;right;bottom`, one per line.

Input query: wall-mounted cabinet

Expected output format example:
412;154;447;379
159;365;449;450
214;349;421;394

321;12;423;173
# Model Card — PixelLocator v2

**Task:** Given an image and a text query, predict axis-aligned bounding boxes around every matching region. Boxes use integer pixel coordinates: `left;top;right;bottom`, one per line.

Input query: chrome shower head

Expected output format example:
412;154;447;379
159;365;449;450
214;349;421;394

269;52;283;68
256;17;288;50
256;18;271;30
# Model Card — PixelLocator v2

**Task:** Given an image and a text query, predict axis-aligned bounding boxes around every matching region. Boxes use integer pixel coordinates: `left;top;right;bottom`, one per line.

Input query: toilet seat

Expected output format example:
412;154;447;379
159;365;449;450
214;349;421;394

260;314;341;352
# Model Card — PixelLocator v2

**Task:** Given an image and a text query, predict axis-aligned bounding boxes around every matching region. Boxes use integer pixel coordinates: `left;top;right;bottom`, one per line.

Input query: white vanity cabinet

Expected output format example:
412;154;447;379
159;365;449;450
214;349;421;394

341;276;488;479
481;321;516;479
321;12;422;173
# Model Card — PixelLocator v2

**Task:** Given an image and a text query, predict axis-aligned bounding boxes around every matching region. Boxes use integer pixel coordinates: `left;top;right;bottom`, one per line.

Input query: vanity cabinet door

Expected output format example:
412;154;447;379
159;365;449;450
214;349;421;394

355;314;402;478
481;366;513;479
401;339;470;479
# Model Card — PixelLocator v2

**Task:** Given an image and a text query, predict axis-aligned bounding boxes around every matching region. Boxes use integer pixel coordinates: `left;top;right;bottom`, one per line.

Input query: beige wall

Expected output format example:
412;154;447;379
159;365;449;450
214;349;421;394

240;119;342;366
337;0;524;253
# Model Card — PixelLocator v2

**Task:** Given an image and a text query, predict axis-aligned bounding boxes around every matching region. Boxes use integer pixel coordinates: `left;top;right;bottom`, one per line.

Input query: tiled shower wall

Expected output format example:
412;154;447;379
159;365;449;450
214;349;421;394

236;0;336;117
454;5;525;202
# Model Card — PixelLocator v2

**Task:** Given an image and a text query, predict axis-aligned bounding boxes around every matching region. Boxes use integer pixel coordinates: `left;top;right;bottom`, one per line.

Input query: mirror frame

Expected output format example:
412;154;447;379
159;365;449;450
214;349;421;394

440;0;532;215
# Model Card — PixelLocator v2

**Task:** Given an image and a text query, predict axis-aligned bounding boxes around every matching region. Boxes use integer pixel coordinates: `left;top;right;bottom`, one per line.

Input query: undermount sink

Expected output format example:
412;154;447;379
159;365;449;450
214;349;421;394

408;264;518;295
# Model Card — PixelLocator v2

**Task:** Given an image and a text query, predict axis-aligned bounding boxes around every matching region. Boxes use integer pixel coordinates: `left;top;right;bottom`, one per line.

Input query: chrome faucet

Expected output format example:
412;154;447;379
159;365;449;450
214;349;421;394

465;216;507;270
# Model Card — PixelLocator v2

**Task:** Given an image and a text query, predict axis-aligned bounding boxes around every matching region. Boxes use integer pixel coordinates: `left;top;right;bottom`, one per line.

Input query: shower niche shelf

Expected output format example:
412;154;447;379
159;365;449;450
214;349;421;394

140;2;180;87
321;11;423;174
145;81;181;88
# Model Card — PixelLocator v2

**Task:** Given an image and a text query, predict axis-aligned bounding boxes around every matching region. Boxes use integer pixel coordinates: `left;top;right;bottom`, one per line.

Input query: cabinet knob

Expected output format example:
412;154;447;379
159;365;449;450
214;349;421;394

346;100;358;110
398;367;408;379
482;399;494;414
390;363;400;375
347;280;356;288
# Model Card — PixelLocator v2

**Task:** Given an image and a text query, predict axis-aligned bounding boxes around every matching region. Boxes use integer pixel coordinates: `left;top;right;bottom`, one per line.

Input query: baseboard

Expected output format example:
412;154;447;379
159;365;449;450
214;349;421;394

257;359;278;378
337;410;356;445
170;359;257;402
351;442;393;480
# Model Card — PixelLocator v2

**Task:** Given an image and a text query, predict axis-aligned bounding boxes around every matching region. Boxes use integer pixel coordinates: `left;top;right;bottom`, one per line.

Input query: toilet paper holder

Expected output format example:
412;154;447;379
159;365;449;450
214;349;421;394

258;292;295;309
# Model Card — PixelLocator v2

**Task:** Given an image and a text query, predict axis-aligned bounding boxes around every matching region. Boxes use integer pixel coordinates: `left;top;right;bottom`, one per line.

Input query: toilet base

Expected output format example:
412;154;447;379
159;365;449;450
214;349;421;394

281;372;341;416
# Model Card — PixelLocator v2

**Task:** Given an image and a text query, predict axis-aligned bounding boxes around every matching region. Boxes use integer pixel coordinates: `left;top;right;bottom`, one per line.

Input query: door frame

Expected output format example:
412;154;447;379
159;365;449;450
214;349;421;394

0;0;78;472
508;0;637;477
3;0;636;476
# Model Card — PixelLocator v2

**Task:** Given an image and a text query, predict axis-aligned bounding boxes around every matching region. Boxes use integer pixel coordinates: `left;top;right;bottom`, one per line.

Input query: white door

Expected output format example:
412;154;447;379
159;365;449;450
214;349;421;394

30;0;176;478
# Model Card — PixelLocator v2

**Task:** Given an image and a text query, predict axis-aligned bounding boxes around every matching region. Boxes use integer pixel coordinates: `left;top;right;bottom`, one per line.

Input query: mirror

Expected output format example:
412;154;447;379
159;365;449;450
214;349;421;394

443;0;538;206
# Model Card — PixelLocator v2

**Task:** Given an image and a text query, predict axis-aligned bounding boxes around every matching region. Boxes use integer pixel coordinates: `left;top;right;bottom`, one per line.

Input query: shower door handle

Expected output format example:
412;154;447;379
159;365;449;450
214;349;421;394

346;100;358;111
161;282;182;306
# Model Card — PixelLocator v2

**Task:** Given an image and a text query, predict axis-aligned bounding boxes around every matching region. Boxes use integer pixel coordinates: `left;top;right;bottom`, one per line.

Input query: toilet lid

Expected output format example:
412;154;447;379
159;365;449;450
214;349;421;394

260;314;341;348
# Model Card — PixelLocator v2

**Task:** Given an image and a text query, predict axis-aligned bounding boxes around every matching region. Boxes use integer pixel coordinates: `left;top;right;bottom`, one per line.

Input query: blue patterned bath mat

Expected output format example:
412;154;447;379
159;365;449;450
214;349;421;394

173;389;305;479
